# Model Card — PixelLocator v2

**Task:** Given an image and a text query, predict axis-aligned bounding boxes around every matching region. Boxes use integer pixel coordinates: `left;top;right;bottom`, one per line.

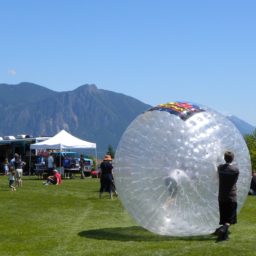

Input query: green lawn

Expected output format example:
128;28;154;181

0;176;256;256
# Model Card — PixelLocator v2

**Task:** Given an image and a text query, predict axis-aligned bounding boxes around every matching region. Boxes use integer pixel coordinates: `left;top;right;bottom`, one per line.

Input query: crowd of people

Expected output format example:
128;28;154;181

36;152;94;179
1;151;118;196
2;152;63;191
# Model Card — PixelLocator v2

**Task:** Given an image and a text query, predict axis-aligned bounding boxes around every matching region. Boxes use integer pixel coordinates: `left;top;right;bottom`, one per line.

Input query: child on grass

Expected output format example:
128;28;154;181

8;166;16;191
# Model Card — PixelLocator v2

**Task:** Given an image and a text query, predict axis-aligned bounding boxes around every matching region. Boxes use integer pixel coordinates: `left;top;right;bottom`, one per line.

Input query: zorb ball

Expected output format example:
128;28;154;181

113;102;251;236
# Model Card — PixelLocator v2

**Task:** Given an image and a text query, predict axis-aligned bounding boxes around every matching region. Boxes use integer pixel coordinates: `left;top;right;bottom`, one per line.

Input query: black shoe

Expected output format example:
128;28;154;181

216;225;229;242
212;227;222;236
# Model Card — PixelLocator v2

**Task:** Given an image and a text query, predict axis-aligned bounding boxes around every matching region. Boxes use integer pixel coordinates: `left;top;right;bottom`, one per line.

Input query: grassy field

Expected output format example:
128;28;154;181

0;176;256;256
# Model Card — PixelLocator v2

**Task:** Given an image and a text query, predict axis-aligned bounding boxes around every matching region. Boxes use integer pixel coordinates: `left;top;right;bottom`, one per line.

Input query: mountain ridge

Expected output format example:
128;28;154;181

0;82;254;154
0;82;151;153
226;115;255;135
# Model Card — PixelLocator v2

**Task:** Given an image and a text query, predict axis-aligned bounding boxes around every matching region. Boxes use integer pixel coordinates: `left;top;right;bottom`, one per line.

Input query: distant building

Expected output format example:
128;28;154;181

0;135;50;174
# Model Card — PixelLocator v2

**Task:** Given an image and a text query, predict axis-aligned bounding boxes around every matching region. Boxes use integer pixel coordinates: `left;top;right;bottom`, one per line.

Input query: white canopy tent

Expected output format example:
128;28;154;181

30;130;97;173
30;130;96;150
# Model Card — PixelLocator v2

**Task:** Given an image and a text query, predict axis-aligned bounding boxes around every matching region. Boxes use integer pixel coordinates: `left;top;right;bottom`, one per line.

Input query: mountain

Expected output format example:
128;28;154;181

0;83;255;156
0;82;56;104
0;82;151;155
226;115;255;135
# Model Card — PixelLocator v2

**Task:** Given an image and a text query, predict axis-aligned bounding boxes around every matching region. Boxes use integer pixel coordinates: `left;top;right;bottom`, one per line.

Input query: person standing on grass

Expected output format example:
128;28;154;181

215;151;239;242
8;166;16;191
99;154;114;199
79;154;86;179
12;154;26;188
249;171;256;195
47;153;55;176
3;158;9;175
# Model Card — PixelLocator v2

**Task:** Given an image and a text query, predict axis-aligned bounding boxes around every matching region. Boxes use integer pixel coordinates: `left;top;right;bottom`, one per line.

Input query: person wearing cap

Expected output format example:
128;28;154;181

99;154;114;199
215;151;239;242
43;169;62;185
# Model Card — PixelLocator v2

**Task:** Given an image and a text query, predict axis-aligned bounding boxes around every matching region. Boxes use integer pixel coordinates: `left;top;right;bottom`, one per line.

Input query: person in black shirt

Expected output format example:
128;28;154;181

99;155;114;199
249;171;256;195
79;154;86;179
215;151;239;242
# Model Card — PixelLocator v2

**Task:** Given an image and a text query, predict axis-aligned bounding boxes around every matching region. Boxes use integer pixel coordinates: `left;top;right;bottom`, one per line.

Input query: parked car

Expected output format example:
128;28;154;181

73;157;93;177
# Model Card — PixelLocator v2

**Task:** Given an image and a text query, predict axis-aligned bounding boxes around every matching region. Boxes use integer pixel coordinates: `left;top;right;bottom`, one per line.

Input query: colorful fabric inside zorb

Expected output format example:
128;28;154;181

149;102;205;121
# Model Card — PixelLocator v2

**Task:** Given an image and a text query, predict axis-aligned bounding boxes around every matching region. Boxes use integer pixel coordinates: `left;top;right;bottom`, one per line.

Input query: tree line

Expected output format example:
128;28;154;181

244;129;256;172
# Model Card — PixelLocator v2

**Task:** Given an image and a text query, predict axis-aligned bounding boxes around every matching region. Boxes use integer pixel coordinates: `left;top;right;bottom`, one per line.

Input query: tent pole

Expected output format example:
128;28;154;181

29;149;31;175
95;148;98;169
60;145;62;172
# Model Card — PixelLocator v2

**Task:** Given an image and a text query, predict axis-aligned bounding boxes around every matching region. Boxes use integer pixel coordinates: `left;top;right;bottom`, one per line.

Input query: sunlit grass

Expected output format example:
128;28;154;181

0;175;255;256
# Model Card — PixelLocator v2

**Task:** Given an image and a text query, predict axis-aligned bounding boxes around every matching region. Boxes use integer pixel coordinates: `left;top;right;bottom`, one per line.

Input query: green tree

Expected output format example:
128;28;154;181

244;129;256;172
107;145;115;159
89;155;97;170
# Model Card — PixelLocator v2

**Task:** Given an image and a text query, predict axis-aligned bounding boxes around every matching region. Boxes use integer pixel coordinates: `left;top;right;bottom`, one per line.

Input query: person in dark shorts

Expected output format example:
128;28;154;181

79;154;86;179
249;171;256;195
215;151;239;242
99;155;114;199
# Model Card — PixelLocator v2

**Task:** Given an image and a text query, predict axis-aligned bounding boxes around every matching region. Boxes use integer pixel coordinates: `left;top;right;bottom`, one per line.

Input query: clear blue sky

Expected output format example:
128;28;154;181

1;0;255;125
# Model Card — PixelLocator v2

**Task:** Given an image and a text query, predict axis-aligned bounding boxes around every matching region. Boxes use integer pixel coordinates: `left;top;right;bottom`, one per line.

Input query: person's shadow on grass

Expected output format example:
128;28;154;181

78;226;215;242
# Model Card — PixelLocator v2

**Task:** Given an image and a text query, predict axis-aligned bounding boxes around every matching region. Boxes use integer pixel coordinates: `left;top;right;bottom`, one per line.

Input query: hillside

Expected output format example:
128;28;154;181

0;83;254;155
0;82;151;154
226;115;255;135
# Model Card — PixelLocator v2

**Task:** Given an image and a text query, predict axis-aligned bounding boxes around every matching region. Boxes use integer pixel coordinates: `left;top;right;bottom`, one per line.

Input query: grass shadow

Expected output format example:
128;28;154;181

78;226;215;242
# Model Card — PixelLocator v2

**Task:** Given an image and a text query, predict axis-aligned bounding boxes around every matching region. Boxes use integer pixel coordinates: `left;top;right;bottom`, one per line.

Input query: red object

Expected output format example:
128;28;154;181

55;172;62;184
91;169;101;178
